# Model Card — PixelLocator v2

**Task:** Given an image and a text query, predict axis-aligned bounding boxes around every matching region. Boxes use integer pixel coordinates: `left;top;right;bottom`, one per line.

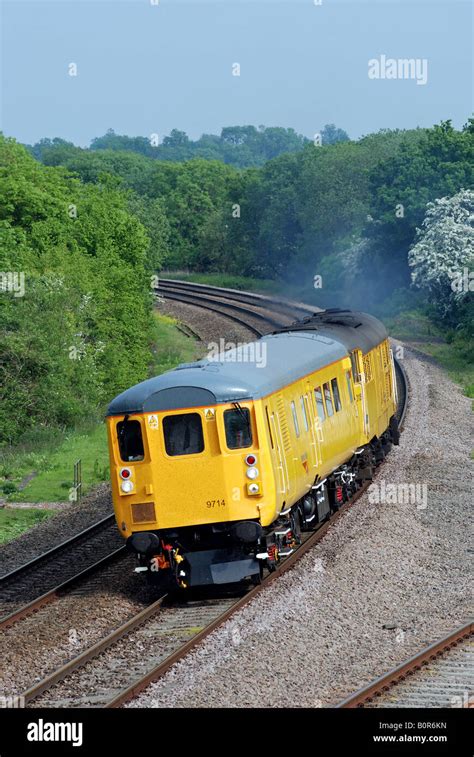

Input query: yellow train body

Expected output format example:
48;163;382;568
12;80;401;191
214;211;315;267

106;311;399;587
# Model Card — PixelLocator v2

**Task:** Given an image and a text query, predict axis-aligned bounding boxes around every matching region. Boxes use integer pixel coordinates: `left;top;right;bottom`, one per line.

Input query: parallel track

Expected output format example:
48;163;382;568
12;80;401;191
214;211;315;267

0;514;118;623
157;277;314;320
337;621;473;708
0;547;127;631
19;285;409;709
24;476;379;708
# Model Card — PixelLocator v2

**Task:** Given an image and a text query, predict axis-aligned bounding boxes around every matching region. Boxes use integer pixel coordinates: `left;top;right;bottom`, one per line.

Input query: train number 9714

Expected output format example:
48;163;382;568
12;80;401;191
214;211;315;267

206;499;226;508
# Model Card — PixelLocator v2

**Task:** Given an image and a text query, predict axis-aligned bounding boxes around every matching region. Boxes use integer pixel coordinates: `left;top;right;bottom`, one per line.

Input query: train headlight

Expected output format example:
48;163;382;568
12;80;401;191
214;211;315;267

248;483;260;494
245;454;257;466
121;480;134;493
120;467;132;480
246;467;259;480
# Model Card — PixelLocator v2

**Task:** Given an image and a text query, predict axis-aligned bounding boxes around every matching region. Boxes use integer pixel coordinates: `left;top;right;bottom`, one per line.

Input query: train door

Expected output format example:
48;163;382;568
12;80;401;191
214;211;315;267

268;410;288;495
304;383;322;470
274;392;294;500
350;349;370;439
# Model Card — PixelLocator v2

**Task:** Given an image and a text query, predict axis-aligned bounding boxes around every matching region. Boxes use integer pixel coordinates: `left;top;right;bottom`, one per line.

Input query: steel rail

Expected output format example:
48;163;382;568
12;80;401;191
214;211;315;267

0;513;115;586
0;547;126;631
157;277;315;318
336;620;473;708
156;288;283;333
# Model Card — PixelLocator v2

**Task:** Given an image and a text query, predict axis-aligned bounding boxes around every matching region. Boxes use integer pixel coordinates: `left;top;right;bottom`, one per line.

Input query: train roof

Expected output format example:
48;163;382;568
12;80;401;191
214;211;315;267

106;310;387;415
273;309;387;353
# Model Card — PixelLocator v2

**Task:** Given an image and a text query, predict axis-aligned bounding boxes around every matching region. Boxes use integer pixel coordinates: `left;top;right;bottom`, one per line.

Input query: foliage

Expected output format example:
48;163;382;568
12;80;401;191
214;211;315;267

24;119;474;348
0;508;54;545
408;189;474;328
0;135;154;445
29;125;314;169
364;120;474;286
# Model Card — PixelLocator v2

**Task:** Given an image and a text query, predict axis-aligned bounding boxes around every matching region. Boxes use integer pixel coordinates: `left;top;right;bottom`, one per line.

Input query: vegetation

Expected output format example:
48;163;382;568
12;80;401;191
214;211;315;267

0;135;154;446
29;125;346;169
0;314;201;503
0;508;55;545
1;117;472;475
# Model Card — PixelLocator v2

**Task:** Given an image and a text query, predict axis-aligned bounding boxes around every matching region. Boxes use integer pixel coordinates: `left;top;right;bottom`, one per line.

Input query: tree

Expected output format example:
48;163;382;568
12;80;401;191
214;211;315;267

162;129;190;147
320;124;350;145
0;136;153;444
408;189;474;324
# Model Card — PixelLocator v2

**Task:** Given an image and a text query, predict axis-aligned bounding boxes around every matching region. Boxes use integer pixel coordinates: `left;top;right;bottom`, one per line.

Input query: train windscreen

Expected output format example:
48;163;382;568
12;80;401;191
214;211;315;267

163;413;204;456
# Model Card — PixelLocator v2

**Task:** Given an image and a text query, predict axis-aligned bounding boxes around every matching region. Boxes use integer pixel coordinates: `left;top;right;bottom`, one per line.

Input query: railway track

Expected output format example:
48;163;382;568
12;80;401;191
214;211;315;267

337;621;473;708
0;545;128;632
3;282;412;709
0;514;120;623
157;277;314;321
24;472;384;708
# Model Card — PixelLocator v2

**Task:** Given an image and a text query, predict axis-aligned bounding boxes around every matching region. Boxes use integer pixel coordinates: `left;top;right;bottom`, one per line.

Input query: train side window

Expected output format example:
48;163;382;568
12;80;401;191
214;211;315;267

331;378;342;412
117;419;145;462
323;382;334;417
346;371;354;403
290;401;300;437
314;386;326;422
163;413;205;456
300;396;309;431
265;405;274;449
224;408;252;449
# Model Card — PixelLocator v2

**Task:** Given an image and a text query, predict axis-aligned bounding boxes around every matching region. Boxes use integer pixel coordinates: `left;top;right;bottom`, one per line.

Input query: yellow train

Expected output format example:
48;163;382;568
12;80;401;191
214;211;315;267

106;309;399;588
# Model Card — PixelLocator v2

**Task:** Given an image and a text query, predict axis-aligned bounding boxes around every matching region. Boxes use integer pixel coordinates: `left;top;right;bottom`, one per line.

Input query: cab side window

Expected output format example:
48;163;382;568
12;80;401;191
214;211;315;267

346;371;354;403
300;396;309;431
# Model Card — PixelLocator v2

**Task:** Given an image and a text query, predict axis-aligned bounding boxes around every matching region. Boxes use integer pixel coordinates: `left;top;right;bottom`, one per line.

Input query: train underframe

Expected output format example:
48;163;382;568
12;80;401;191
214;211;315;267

127;416;400;589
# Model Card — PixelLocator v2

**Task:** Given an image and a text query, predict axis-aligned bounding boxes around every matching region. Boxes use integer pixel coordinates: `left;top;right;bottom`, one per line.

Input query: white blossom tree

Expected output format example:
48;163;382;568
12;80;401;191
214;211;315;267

408;189;474;319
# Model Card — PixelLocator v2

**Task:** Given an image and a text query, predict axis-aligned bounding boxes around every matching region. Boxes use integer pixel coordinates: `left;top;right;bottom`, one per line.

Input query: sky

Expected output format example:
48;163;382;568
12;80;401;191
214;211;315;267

1;0;472;146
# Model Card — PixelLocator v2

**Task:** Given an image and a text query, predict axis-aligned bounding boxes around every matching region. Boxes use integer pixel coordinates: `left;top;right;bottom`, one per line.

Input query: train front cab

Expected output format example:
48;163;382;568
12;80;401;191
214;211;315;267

107;401;277;587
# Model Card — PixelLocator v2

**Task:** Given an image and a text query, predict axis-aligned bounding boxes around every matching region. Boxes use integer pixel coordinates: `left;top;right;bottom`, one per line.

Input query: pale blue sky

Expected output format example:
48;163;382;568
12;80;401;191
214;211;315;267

1;0;472;146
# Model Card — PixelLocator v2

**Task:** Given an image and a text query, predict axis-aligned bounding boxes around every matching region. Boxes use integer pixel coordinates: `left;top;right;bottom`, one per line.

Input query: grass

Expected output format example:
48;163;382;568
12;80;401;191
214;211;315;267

0;314;202;505
0;508;55;545
150;312;203;374
0;423;109;503
386;309;474;399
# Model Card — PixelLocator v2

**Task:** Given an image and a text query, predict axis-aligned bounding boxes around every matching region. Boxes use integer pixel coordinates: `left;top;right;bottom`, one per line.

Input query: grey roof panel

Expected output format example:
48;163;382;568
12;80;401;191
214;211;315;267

275;309;387;353
106;331;348;415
